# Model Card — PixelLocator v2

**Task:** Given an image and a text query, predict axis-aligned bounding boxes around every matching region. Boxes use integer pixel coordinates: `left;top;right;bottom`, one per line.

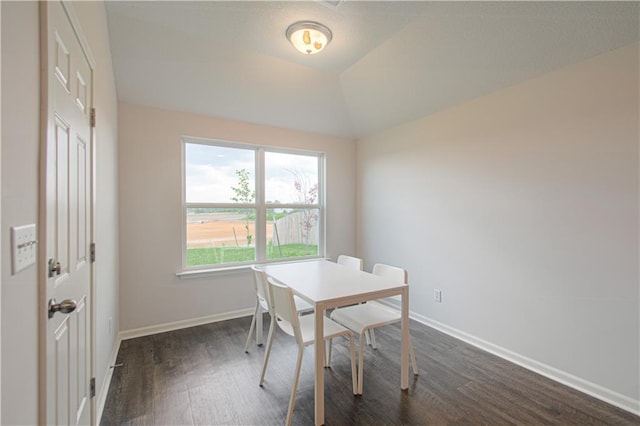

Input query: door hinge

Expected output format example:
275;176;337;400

90;242;96;263
90;377;96;398
90;108;96;128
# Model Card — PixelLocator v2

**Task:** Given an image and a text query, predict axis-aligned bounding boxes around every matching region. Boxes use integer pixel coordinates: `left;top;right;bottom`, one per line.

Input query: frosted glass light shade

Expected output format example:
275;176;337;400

286;21;332;55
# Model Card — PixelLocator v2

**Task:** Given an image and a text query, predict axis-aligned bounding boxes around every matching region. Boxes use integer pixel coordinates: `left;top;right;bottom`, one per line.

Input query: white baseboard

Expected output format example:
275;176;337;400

410;312;640;416
95;336;122;424
119;308;254;341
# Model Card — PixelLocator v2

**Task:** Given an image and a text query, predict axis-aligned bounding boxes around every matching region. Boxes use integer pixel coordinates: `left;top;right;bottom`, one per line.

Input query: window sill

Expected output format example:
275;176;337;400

176;256;329;280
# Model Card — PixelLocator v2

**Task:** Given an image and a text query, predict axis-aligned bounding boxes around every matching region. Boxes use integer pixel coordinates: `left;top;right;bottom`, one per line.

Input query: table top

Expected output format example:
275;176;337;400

262;259;407;308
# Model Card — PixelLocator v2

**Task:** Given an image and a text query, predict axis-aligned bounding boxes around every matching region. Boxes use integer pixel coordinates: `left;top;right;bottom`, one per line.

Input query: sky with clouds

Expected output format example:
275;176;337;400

185;142;319;204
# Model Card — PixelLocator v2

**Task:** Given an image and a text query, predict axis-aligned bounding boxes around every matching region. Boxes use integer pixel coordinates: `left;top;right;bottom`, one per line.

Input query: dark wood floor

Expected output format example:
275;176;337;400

101;315;639;425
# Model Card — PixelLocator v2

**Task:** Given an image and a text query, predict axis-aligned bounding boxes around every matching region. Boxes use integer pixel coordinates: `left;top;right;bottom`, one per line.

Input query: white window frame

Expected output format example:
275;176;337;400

181;137;325;271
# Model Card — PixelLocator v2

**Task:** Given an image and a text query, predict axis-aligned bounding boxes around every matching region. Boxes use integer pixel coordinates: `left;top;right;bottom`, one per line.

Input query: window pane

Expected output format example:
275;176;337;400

265;152;318;204
186;208;255;266
267;208;319;260
185;143;255;203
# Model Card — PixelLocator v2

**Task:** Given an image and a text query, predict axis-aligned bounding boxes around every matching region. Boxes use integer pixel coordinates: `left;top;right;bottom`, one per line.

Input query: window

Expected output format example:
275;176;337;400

183;137;324;269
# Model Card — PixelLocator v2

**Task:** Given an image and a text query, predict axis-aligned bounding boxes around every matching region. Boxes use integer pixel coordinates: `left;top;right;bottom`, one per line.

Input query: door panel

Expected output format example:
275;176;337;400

54;318;71;425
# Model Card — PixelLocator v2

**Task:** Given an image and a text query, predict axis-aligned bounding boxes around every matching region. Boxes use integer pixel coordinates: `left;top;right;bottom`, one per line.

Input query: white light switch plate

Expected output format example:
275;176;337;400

11;224;37;274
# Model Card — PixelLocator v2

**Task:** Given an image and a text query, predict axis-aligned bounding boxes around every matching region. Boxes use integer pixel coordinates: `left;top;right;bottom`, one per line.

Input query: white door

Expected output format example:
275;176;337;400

42;1;94;424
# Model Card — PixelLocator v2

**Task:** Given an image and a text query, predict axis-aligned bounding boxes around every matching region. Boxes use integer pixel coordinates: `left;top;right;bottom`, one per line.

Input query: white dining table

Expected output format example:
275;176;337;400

263;259;410;426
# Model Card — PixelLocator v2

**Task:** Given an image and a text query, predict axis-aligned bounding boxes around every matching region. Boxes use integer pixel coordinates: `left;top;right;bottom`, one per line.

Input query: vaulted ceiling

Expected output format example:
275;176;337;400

105;1;639;139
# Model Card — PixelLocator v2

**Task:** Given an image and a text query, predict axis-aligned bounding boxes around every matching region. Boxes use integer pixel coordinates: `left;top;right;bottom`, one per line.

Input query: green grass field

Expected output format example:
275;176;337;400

186;244;318;266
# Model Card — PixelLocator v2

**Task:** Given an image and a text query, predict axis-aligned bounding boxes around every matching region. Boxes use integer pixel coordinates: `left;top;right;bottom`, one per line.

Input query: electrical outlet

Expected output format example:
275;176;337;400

11;224;37;274
434;289;442;303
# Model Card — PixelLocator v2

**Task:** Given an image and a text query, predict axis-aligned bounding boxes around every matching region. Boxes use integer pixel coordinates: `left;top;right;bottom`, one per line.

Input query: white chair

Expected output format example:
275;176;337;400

331;254;372;359
330;263;419;394
244;266;313;352
337;254;363;271
260;277;358;426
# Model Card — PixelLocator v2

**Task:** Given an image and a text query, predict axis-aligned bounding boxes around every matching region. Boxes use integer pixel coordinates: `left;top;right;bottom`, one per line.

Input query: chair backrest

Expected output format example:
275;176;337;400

251;266;271;312
372;263;407;284
266;276;302;341
372;263;407;302
337;255;364;271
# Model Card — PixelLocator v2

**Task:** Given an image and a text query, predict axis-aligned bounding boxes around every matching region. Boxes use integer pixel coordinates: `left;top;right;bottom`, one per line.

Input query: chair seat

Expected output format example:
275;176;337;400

330;301;400;334
276;314;352;345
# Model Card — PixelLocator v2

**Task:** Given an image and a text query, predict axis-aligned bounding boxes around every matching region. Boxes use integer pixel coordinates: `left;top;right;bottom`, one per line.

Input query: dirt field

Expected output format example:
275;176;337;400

186;211;319;248
187;217;273;248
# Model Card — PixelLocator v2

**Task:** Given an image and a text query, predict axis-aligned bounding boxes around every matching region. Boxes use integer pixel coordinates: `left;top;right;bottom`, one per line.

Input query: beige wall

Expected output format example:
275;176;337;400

357;43;639;411
1;2;40;423
117;103;356;331
1;1;119;423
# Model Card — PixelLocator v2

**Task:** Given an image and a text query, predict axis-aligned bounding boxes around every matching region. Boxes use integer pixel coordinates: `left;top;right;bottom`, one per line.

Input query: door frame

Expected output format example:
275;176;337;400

38;1;97;423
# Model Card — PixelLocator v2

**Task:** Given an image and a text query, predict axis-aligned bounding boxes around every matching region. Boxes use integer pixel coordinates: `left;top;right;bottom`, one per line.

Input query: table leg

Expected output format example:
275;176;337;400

314;303;325;425
401;286;409;390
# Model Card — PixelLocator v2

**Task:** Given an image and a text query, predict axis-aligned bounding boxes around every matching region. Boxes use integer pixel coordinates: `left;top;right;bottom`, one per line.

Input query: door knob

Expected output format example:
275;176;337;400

48;298;77;319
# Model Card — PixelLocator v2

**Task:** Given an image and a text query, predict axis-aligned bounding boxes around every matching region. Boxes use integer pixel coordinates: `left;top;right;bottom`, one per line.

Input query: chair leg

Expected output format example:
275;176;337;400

244;302;259;353
256;306;264;346
348;334;357;395
259;316;277;386
357;331;366;395
369;329;377;349
285;344;305;426
326;339;332;367
409;339;419;375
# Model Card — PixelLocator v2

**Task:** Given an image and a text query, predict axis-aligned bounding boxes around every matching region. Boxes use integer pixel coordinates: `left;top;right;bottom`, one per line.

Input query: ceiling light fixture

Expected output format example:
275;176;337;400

286;21;332;55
